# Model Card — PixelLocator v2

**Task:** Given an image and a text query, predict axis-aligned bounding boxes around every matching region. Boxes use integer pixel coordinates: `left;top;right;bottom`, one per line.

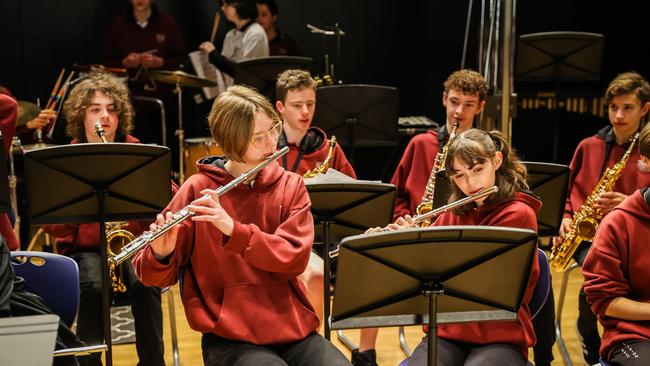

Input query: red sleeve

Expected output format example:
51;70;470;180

582;212;629;316
223;177;314;275
0;94;17;157
42;224;78;237
564;140;586;218
0;215;18;251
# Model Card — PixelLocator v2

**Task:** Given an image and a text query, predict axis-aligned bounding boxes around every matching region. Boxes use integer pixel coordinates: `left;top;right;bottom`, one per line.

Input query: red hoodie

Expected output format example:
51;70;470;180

582;189;650;359
564;127;650;219
0;94;18;250
43;135;151;254
429;191;542;358
133;156;320;345
277;126;356;179
390;129;442;220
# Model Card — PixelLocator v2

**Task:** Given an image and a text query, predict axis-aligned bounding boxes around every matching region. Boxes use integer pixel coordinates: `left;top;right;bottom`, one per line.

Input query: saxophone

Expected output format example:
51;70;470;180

415;121;459;226
549;131;640;271
303;135;336;178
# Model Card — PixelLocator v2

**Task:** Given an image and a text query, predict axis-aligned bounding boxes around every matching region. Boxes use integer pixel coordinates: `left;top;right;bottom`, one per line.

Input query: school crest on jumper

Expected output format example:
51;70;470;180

156;34;166;43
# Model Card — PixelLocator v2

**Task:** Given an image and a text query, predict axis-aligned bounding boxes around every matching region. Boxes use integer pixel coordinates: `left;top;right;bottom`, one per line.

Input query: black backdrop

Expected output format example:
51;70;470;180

2;0;650;177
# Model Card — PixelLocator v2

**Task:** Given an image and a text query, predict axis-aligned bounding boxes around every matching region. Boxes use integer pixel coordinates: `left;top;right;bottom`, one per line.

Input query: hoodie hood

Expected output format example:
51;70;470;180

477;191;542;216
195;155;287;193
615;188;650;221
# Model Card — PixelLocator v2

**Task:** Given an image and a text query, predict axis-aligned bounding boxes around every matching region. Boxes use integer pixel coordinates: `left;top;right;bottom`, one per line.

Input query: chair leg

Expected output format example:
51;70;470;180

399;326;412;357
555;262;578;366
163;288;181;366
336;330;358;351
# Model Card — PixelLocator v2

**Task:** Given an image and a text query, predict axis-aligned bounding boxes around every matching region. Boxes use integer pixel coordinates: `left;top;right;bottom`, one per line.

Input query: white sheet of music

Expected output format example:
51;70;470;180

189;50;225;100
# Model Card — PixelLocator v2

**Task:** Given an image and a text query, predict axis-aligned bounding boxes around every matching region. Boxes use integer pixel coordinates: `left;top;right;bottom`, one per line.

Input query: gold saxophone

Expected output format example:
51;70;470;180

415;121;459;226
303;135;337;178
549;131;640;271
94;121;130;292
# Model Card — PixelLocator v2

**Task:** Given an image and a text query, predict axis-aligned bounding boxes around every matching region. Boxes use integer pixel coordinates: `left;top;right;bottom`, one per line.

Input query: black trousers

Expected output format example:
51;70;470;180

574;243;601;364
71;252;164;366
407;336;526;366
609;340;650;365
201;332;352;366
532;282;556;366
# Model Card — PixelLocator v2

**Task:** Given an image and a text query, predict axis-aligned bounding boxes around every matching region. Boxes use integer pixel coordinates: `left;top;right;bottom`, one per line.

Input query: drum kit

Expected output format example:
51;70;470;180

144;69;218;183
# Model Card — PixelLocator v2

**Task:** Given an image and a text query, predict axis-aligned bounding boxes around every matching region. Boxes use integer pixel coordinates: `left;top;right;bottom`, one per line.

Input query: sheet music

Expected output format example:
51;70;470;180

304;169;382;184
189;50;226;100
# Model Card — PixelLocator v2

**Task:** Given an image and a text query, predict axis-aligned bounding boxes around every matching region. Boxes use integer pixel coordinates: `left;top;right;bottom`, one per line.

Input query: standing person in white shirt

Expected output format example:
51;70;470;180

199;0;269;87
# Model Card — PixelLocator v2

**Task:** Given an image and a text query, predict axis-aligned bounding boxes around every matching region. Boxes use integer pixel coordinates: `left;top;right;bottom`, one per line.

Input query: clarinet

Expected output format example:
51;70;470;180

109;146;289;266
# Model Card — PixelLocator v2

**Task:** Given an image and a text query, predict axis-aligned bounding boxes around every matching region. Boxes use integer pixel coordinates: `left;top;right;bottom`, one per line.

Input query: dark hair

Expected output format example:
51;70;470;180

224;0;258;20
604;71;650;125
443;69;488;101
255;0;278;15
275;69;316;102
444;129;528;215
63;72;134;142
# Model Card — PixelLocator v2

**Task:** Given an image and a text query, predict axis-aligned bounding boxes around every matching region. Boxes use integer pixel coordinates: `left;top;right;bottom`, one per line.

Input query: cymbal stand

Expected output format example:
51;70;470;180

174;79;186;183
8;136;23;243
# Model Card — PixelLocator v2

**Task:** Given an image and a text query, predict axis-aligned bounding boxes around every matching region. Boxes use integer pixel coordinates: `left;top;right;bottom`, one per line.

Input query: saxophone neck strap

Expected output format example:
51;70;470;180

278;130;311;173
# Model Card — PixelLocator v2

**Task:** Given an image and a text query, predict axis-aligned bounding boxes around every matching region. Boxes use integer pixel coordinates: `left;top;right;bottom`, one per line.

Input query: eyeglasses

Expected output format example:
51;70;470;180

250;120;282;148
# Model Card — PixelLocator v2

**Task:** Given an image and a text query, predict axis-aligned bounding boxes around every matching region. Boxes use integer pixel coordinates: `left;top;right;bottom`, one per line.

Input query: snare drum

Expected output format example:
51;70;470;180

183;137;223;177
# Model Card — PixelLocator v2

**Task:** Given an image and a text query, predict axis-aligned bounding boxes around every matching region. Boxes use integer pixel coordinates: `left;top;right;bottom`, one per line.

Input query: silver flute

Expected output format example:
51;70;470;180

329;186;498;259
109;146;289;266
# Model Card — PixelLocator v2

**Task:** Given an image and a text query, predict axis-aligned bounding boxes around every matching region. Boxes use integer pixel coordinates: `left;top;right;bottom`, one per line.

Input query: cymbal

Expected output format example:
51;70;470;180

22;142;58;152
146;70;217;88
17;101;41;127
73;64;128;77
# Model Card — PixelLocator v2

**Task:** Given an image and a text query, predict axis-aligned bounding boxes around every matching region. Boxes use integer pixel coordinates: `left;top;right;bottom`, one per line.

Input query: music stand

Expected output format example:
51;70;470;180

23;143;171;366
313;84;399;166
516;31;604;162
332;226;537;366
524;161;570;237
234;56;314;100
0;314;59;366
305;177;396;339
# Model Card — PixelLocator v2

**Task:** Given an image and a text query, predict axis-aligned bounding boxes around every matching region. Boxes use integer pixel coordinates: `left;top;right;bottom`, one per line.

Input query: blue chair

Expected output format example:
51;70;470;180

10;250;108;358
398;248;551;366
11;251;80;327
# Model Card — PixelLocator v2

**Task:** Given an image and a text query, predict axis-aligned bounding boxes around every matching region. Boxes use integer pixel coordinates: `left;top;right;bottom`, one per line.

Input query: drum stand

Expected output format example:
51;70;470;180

174;80;186;183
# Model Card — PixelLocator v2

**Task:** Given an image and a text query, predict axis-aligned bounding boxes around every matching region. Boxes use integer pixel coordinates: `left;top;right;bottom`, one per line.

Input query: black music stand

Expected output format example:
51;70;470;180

313;85;399;166
234;56;313;100
516;31;604;162
524;161;570;237
23;143;171;366
332;226;537;366
305;177;396;339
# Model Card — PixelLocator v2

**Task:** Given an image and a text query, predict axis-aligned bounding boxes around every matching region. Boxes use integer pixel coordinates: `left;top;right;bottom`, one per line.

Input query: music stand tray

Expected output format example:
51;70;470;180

23;143;171;366
524;162;570;237
234;56;313;100
305;174;395;339
0;314;59;366
332;226;537;366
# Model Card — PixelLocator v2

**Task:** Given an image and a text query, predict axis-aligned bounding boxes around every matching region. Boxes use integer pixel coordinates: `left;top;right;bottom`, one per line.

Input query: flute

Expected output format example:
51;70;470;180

329;186;499;259
109;146;289;266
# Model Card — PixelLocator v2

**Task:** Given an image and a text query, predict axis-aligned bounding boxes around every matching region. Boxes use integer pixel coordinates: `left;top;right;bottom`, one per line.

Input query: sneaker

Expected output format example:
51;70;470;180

351;349;378;366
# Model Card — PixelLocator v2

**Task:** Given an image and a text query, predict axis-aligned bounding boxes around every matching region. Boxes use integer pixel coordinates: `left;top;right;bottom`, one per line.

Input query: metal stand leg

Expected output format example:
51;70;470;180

336;330;357;351
175;82;185;183
555;262;579;366
399;326;412;357
163;287;181;366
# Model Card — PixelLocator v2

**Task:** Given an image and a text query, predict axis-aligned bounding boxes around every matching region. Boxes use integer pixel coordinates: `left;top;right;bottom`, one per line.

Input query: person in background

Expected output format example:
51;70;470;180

255;0;300;56
43;72;165;366
554;71;650;365
200;0;268;87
